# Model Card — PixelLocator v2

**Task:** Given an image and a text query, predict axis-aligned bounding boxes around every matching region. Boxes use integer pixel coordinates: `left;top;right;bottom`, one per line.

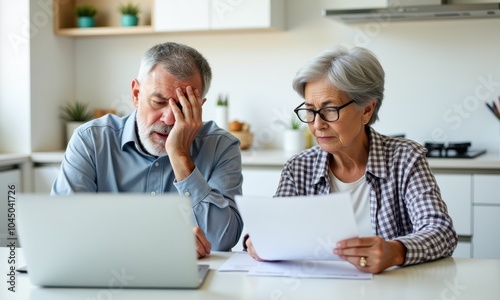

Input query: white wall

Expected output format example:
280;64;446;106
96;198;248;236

30;0;74;152
0;0;74;153
69;0;500;154
0;0;31;153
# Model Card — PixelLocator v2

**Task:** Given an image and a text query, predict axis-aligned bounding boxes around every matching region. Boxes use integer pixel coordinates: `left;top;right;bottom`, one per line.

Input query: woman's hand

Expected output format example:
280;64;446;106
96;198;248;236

334;236;406;274
245;237;266;261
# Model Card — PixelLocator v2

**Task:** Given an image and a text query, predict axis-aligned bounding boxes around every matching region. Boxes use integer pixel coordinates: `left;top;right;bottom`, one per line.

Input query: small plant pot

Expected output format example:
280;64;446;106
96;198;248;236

77;16;95;28
283;129;305;154
215;106;228;130
66;122;85;144
121;15;139;26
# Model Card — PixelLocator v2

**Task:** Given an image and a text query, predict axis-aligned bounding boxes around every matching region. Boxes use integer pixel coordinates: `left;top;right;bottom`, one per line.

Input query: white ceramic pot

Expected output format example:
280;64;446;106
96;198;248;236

283;129;305;154
66;122;84;144
215;106;228;130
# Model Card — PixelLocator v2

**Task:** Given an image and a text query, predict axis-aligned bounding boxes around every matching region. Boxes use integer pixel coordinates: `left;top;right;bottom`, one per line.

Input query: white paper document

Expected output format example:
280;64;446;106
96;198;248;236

248;260;372;279
235;192;359;261
218;252;372;280
218;252;259;272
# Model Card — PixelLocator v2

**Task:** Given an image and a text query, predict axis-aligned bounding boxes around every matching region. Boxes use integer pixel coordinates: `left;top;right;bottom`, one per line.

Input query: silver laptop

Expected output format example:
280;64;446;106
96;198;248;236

17;193;209;288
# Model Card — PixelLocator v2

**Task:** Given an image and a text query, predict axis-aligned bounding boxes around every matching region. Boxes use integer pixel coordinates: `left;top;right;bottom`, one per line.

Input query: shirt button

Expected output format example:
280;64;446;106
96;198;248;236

184;191;191;197
151;191;157;196
155;162;160;167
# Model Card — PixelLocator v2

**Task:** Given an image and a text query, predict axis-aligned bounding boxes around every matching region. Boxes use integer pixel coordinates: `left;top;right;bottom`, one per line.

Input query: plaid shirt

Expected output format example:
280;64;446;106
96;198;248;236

275;127;457;266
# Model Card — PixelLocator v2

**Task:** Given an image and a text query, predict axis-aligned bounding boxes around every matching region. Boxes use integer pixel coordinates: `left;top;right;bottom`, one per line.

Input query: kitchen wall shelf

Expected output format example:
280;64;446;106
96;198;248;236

54;0;153;37
54;0;284;37
55;25;155;37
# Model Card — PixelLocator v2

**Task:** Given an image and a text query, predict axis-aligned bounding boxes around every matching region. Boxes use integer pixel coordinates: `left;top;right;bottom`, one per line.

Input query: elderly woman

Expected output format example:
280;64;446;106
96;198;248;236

245;46;457;274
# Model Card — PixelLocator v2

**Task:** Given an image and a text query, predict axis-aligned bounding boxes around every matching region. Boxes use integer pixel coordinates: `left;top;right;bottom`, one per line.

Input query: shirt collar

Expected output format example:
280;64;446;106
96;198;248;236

311;127;389;184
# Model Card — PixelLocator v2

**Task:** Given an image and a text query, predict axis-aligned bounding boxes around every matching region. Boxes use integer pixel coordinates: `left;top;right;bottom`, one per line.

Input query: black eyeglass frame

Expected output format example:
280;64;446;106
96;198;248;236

293;100;355;123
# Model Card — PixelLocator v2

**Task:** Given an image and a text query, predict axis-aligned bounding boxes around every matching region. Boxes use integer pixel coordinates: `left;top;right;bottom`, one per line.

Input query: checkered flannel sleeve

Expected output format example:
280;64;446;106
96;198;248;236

391;155;458;266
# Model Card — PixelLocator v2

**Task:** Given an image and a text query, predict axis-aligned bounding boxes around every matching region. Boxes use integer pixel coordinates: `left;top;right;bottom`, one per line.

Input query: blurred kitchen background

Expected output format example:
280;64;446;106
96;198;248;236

1;0;500;154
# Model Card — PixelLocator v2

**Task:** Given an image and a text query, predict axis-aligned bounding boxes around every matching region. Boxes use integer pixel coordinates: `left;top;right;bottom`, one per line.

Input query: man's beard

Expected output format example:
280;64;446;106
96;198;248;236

136;112;173;156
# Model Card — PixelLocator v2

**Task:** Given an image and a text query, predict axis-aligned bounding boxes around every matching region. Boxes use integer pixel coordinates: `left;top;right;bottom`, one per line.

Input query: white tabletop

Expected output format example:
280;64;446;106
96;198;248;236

1;248;499;300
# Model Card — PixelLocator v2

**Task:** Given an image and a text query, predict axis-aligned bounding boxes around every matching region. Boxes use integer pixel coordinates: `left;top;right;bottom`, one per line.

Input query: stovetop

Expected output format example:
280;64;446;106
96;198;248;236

423;142;486;159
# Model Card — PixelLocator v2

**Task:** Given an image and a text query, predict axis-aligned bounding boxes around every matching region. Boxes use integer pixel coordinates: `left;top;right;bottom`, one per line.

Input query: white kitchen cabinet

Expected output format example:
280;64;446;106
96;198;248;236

472;174;500;259
0;168;21;247
473;174;500;205
434;174;472;258
473;206;500;259
242;167;282;197
453;242;472;259
154;0;210;31
154;0;284;32
33;164;60;194
211;0;284;30
434;174;472;236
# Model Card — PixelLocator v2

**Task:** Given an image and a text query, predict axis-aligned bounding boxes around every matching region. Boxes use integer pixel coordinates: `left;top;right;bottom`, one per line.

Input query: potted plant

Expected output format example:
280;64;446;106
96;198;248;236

60;101;93;143
118;2;140;27
215;94;229;130
75;4;97;28
283;116;305;154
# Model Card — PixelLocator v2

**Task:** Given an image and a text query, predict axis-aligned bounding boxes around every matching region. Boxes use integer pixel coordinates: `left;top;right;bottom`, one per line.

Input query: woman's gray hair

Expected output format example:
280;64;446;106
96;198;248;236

137;42;212;97
292;46;385;125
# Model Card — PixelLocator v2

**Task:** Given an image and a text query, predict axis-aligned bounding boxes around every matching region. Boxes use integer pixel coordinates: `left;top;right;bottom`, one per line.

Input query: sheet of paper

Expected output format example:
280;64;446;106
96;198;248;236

247;260;372;280
235;192;359;261
218;252;259;272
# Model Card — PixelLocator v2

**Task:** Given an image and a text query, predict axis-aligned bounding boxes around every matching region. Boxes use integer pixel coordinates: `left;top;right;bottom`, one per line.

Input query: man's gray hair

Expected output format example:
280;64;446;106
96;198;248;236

137;42;212;97
292;46;385;125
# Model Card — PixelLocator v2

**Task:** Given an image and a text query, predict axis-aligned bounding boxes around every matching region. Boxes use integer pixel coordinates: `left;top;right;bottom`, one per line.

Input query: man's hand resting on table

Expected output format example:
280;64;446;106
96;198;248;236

194;227;211;258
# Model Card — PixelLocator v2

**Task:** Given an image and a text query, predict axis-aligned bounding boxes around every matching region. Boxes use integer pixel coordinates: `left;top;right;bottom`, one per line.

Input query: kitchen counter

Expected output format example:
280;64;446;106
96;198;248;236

30;152;65;164
0;153;30;168
21;150;500;171
242;150;500;172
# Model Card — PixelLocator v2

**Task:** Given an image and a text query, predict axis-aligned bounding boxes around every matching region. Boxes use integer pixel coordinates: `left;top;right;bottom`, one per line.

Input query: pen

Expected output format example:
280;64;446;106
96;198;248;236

493;101;500;117
485;102;500;120
486;102;495;114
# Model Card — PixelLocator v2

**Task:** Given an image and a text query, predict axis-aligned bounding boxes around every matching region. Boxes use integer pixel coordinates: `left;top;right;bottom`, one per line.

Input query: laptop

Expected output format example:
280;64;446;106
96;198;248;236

235;192;359;261
17;193;209;288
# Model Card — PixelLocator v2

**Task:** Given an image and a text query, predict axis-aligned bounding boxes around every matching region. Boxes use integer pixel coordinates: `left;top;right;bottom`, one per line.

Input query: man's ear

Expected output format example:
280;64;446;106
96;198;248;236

131;79;140;108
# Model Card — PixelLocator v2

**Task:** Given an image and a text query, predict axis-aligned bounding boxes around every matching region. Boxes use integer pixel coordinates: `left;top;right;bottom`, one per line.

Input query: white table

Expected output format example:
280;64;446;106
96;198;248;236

1;248;499;300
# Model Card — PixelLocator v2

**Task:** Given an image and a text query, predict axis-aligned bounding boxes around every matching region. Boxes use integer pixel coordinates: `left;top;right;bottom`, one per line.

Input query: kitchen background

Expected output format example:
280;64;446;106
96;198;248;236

1;0;500;155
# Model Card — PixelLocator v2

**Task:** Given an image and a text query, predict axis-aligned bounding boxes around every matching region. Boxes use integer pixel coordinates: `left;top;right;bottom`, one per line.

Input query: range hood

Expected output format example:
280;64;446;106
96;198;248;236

323;1;500;22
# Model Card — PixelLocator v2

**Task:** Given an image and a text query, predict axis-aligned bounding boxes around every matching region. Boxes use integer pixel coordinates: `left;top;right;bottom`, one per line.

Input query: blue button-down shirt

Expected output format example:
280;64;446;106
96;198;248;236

52;111;244;251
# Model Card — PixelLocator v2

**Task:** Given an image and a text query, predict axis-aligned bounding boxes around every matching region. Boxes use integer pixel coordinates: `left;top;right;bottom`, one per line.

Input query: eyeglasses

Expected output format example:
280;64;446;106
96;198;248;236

294;100;355;123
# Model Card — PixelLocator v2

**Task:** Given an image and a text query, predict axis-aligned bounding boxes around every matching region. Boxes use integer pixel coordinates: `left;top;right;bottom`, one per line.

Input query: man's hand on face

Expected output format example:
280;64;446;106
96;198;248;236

166;86;206;182
193;226;211;258
165;86;204;157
